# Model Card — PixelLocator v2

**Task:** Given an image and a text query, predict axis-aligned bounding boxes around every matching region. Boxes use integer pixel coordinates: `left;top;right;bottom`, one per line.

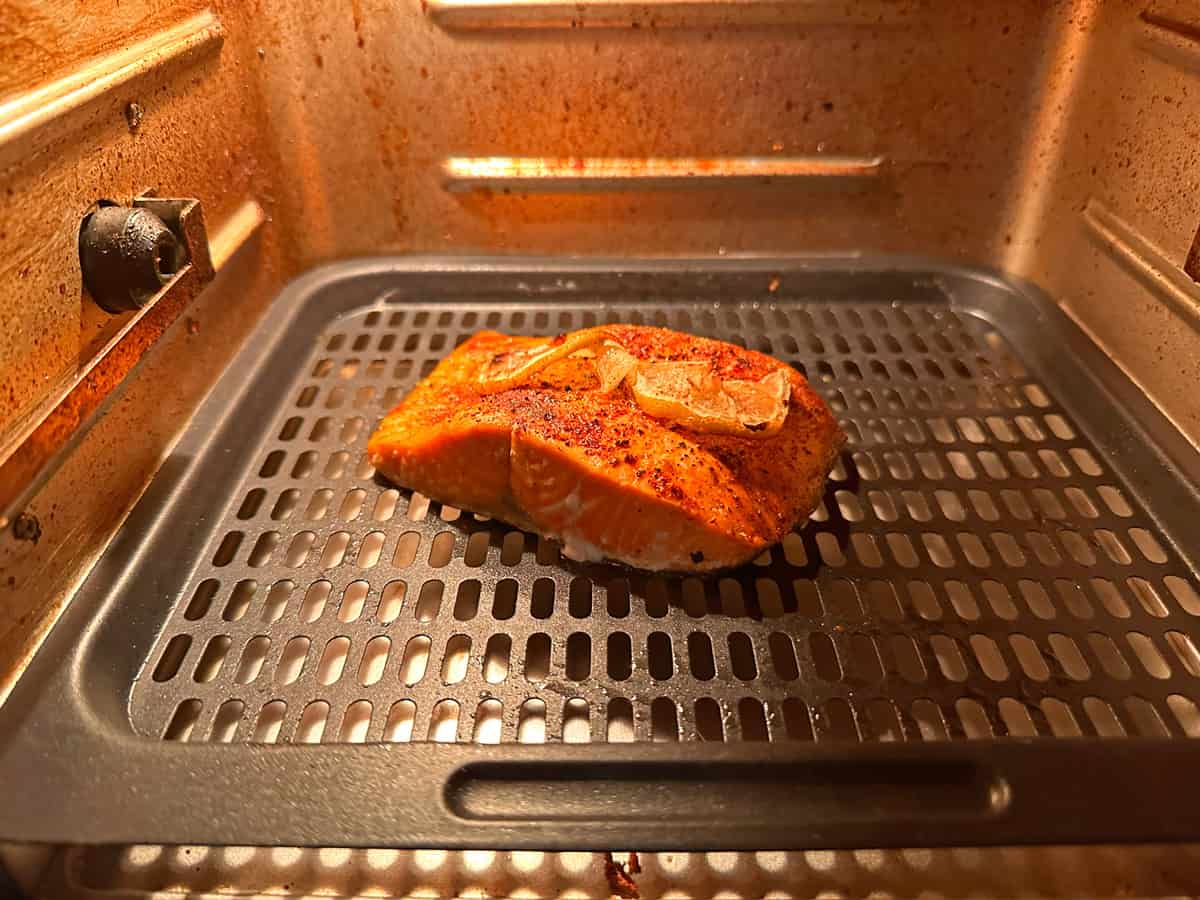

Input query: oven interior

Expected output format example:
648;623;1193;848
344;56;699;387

3;0;1200;897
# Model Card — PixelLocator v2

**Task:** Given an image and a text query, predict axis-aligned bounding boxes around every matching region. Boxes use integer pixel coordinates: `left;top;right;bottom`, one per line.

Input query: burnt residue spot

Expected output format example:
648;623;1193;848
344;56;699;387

12;513;41;544
822;100;834;112
124;102;144;132
690;550;705;564
603;853;639;899
351;0;366;46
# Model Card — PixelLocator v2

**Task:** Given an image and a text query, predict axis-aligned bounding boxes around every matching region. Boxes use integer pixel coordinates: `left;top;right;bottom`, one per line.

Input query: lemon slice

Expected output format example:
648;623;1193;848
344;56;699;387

477;327;791;438
592;343;639;393
631;360;790;437
631;360;737;432
477;327;614;392
725;368;791;435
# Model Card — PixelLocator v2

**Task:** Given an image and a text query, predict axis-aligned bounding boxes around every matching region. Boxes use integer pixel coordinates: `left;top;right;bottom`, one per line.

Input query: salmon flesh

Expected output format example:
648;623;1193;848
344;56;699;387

368;325;845;572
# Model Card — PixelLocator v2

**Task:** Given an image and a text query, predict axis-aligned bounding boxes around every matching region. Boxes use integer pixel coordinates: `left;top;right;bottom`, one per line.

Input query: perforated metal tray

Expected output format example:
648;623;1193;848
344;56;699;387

2;258;1200;850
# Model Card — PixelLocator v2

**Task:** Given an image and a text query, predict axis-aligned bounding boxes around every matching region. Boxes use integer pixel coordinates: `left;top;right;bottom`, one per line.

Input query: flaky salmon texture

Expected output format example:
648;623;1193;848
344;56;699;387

367;325;846;573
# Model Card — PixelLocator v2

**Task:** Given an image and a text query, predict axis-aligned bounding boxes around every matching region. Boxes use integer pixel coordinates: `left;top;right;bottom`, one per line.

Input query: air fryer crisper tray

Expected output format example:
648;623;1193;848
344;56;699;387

3;258;1200;850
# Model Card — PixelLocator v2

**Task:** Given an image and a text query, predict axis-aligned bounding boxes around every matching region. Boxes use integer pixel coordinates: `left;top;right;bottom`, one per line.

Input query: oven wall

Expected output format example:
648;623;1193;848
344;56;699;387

0;0;289;693
253;0;1057;262
1000;0;1200;444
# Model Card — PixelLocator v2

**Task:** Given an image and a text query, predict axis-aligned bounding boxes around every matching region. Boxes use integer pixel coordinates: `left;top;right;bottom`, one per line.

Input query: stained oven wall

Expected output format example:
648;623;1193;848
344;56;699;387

0;0;288;691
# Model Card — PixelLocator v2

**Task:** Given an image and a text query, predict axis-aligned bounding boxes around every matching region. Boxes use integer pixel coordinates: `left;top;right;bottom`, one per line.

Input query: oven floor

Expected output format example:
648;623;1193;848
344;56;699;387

37;843;1200;898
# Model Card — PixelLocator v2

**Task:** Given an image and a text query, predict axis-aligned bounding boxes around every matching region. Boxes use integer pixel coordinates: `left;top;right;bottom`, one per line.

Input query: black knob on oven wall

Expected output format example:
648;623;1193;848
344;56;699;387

79;205;182;313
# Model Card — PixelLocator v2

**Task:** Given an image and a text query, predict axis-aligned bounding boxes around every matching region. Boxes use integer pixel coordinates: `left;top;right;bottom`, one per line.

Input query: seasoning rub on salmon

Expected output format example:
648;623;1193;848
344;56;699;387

368;325;845;573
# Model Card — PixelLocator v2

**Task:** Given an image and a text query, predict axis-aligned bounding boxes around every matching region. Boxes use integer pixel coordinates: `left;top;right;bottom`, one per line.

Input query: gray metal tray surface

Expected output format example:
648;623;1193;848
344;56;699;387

2;258;1200;851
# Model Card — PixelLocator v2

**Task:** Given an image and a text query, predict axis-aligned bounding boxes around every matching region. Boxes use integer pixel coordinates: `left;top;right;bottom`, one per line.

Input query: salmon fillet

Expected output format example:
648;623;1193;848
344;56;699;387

367;325;845;572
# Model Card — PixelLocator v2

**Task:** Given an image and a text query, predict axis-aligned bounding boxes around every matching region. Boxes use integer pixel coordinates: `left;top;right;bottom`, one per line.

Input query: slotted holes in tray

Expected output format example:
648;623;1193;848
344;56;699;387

133;299;1200;746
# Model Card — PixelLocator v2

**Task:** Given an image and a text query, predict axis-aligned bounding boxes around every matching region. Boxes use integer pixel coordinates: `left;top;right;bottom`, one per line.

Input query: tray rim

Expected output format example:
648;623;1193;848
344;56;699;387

2;254;1199;850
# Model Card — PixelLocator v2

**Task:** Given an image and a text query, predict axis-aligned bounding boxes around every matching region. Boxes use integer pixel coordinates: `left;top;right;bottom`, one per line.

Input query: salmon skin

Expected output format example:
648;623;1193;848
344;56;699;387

368;325;845;573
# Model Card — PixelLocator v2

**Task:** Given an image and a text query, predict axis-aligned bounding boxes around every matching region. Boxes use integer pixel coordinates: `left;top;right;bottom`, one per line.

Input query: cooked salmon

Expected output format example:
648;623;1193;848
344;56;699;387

367;325;845;572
